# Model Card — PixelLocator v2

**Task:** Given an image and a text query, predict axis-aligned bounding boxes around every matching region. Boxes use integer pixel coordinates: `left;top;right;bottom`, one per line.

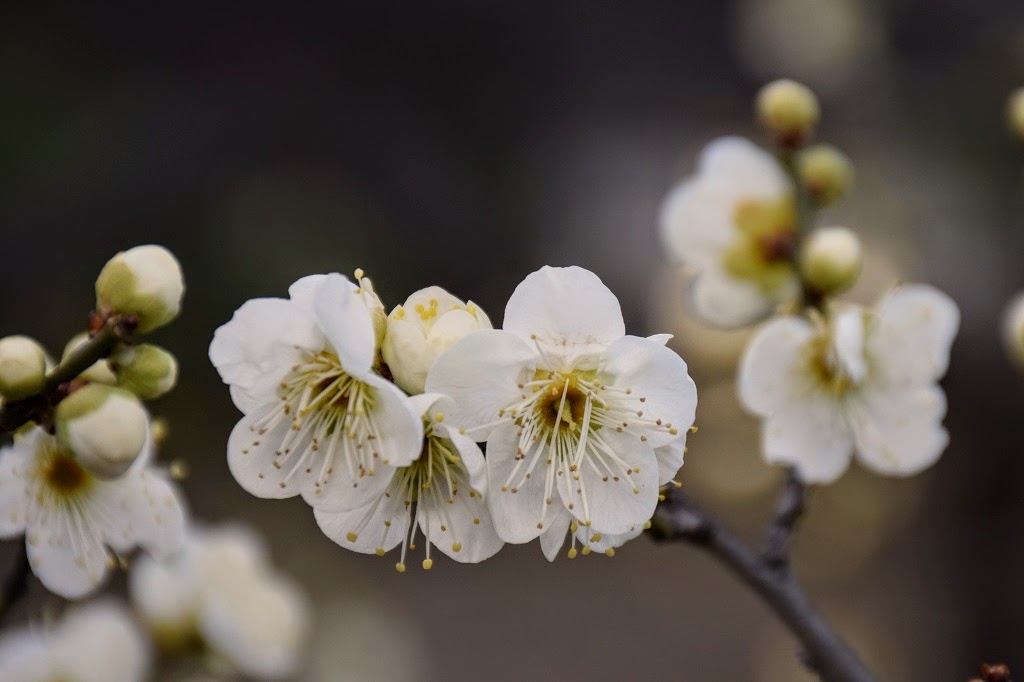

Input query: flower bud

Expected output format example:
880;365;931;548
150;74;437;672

799;226;863;296
354;269;387;350
0;336;47;401
382;287;492;395
62;333;117;385
110;344;179;399
95;245;184;333
755;79;820;145
1002;291;1024;367
56;384;149;478
1008;88;1024;141
797;144;853;206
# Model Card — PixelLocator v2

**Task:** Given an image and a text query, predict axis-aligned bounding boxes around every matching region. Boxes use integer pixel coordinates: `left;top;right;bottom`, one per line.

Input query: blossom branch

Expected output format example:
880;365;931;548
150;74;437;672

761;467;806;568
0;317;131;434
649;486;875;682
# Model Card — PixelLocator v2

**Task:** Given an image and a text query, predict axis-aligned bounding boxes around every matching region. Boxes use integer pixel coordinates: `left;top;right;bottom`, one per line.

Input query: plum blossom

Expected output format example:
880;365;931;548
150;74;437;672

0;600;150;682
129;524;309;681
426;266;696;558
738;284;959;483
316;393;503;570
209;273;423;511
660;136;799;327
0;426;185;599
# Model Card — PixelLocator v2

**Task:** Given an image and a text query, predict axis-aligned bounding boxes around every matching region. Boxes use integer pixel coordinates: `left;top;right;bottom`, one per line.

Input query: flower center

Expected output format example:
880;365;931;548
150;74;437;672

535;372;589;432
41;445;91;496
723;196;796;292
252;350;382;493
803;324;867;396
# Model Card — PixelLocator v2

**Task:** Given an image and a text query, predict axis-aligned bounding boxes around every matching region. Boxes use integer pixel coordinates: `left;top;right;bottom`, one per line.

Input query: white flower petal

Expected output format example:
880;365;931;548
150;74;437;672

209;298;324;413
655;437;686;486
424;330;535;439
575;522;645;553
738;316;814;416
851;386;949;477
762;401;853;484
698;136;789;194
315;493;409;556
0;441;32;537
484;423;551;544
0;631;51;681
599;336;697;448
227;406;308;500
539;508;572;562
54;601;150;682
646;333;673;346
25;509;111;599
102;468;187;560
287;273;331;313
692;268;781;328
557;428;660;535
357;373;424;469
502;266;625;359
311;273;376;380
419;481;503;564
868;284;959;385
445;426;488;495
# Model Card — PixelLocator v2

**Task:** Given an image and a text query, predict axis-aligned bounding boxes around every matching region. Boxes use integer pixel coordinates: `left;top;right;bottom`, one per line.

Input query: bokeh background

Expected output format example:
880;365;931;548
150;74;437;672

2;0;1023;679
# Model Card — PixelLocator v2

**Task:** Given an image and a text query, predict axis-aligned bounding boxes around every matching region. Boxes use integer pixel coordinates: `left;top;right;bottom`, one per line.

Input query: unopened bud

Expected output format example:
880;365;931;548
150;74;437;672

799;226;863;296
383;286;492;394
755;79;820;146
110;344;178;399
56;384;149;478
63;333;117;385
1008;88;1024;140
0;336;47;401
798;144;853;206
95;245;184;333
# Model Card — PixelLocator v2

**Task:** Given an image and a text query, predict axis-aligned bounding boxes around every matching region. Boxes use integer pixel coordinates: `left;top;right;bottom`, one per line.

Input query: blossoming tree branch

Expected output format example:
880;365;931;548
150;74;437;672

0;79;1006;681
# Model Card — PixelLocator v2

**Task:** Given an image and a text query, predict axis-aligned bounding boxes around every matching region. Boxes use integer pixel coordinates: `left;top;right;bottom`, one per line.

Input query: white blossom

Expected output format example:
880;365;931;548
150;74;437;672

0;426;185;598
426;266;696;558
316;393;503;571
381;286;492;395
1002;290;1024;367
660;136;799;327
129;524;310;681
208;273;423;512
738;284;959;483
0;600;150;682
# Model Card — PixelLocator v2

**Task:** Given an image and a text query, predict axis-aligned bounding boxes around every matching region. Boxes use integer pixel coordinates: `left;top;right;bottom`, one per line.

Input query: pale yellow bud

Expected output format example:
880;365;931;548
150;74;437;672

95;245;184;333
0;335;47;401
1008;87;1024;140
56;384;149;478
799;226;863;296
798;144;853;206
755;79;820;145
110;344;178;400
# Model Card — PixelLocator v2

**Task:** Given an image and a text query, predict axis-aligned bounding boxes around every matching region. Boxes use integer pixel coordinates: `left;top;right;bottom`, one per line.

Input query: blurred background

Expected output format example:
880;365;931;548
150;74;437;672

2;0;1023;679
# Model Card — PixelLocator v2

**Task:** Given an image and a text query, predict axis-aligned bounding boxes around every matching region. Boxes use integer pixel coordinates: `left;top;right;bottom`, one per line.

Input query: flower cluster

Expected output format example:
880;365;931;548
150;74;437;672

211;266;697;566
661;80;959;484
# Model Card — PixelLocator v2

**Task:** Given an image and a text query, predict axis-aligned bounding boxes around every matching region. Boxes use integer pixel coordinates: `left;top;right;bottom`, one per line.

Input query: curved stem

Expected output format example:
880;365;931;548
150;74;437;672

649;484;876;682
0;319;127;433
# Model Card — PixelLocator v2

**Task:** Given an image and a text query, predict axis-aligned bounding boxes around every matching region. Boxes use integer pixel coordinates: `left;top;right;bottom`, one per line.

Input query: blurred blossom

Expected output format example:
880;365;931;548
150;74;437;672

1001;291;1024;367
732;0;886;90
0;600;150;682
129;523;310;681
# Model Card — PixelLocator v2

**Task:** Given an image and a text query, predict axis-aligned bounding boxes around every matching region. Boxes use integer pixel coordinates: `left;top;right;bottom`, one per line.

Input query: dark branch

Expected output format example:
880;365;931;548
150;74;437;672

649;486;875;682
761;467;806;569
0;544;30;625
0;317;132;434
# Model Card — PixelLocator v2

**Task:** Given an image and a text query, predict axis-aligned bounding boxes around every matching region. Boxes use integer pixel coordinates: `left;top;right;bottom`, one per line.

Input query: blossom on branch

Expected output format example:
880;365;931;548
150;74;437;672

427;266;696;558
738;284;959;483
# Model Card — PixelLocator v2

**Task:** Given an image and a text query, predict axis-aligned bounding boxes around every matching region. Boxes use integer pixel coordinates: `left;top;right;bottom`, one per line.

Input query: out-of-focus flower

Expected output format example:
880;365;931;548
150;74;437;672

427;266;696;559
95;244;185;333
738;284;959;483
0;426;186;598
661;137;798;327
1002;291;1024;367
755;79;820;146
208;273;422;511
797;145;853;206
316;393;503;571
799;226;863;296
382;286;492;395
0;336;47;401
109;344;179;400
129;524;310;681
1008;87;1024;141
55;384;149;478
0;600;150;682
